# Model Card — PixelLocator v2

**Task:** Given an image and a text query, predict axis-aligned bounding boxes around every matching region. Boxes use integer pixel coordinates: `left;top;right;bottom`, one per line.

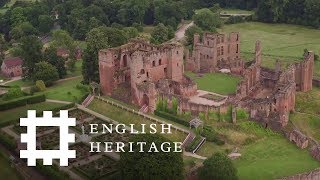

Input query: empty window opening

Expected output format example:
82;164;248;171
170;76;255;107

159;59;162;65
152;61;155;67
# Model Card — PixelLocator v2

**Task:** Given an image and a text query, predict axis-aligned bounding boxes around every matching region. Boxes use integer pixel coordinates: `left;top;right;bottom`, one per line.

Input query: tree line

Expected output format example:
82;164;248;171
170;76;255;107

256;0;320;28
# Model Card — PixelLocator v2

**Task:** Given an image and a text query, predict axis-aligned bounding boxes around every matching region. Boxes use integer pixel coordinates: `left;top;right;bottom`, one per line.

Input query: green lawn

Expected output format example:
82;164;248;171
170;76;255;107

219;22;320;77
40;77;87;102
290;87;320;141
220;8;254;15
6;79;34;87
185;71;241;95
66;60;83;78
235;136;320;180
0;102;65;123
0;151;20;180
88;98;187;142
196;120;320;180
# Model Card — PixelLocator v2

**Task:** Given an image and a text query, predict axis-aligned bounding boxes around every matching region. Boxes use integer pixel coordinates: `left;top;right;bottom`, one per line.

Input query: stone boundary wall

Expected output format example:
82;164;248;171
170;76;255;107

281;168;320;180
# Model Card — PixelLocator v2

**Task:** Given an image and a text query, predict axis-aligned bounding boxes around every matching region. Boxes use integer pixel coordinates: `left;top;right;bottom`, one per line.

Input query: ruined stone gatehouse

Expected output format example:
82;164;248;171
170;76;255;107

186;32;244;74
99;39;197;112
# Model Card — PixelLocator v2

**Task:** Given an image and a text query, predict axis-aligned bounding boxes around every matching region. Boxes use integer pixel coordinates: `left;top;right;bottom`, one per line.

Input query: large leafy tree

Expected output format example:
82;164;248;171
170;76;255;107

150;23;174;44
193;8;222;31
32;61;59;86
119;134;184;180
10;21;38;40
38;15;54;34
44;47;67;79
0;35;8;64
82;26;127;83
20;35;43;79
185;25;203;45
198;152;238;180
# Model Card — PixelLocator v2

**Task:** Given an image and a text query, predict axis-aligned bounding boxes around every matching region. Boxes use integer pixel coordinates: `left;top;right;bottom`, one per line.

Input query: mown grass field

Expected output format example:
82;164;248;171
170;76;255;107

0;102;64;123
88;98;187;142
195;121;320;180
40;77;87;102
219;22;320;77
185;71;241;95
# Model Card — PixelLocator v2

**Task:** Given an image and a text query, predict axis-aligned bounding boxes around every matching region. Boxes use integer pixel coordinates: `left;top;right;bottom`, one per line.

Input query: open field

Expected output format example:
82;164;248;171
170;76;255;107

0;102;65;123
88;98;187;142
6;79;33;87
219;22;320;77
196;120;320;180
185;71;241;95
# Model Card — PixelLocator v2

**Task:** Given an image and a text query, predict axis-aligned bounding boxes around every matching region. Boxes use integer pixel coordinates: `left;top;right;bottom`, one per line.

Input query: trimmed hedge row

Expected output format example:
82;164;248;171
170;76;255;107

0;94;46;111
0;103;75;128
36;163;70;180
154;110;189;126
0;131;17;150
185;136;202;152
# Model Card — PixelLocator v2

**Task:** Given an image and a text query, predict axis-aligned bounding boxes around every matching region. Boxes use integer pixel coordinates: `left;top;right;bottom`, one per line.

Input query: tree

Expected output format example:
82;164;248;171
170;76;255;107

82;26;128;83
123;27;139;39
198;152;238;180
193;8;222;31
0;35;7;64
32;61;59;86
119;134;184;180
185;25;203;45
10;22;38;41
38;15;54;33
150;23;173;44
44;47;67;78
20;36;43;79
51;30;76;58
171;97;178;115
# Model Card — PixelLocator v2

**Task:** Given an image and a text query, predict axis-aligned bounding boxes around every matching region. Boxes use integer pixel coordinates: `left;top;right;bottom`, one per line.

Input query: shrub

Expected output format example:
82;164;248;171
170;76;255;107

154;110;189;126
36;163;69;180
35;80;46;92
2;87;24;100
201;126;225;145
236;108;249;120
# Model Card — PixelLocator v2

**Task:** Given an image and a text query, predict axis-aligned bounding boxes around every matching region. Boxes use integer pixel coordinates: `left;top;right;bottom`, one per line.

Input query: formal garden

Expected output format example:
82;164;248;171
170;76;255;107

72;155;119;179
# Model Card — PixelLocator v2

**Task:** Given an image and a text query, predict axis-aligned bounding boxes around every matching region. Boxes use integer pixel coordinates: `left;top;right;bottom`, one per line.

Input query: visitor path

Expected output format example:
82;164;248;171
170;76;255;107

175;21;194;41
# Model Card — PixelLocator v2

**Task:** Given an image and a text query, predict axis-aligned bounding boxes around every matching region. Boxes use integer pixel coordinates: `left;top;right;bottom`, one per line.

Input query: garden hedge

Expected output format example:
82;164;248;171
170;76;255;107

154;110;189;126
0;94;46;111
0;131;17;151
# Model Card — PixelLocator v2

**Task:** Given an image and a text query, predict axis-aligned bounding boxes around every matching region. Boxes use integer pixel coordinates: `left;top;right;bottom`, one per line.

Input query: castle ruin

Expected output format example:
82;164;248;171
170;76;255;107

98;33;314;130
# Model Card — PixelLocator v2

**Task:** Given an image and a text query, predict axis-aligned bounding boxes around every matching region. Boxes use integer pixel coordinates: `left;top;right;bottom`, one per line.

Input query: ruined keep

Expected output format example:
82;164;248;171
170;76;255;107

186;32;244;74
99;39;197;112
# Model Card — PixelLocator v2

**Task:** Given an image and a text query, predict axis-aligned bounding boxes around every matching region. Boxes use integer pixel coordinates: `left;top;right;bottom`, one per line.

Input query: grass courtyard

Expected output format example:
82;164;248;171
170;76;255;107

185;71;241;95
219;22;320;77
87;98;187;142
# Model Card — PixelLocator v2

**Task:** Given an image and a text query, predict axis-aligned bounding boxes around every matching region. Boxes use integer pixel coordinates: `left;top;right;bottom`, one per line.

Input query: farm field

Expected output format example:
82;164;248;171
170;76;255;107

185;71;241;95
219;22;320;77
87;98;187;142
